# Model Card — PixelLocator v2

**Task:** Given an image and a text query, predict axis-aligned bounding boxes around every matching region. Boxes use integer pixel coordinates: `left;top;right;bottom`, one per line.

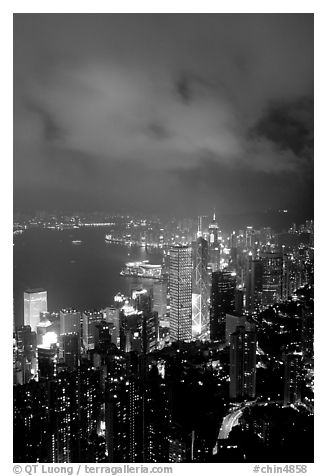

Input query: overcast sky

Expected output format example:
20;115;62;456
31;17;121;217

13;14;313;219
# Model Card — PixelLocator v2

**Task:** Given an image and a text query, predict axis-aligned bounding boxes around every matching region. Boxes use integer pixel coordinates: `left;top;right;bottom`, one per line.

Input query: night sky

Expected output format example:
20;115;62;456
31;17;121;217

14;14;313;219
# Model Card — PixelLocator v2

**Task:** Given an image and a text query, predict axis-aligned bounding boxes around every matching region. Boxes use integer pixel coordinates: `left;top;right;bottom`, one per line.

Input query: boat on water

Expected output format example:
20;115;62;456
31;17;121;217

120;260;162;279
72;240;83;245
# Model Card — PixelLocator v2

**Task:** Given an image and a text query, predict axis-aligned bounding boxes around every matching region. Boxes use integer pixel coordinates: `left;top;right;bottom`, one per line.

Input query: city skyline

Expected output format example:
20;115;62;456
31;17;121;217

13;214;314;462
14;14;313;218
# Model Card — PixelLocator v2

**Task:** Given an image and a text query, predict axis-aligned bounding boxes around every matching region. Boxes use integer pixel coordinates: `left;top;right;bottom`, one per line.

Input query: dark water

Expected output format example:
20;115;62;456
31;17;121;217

13;228;162;327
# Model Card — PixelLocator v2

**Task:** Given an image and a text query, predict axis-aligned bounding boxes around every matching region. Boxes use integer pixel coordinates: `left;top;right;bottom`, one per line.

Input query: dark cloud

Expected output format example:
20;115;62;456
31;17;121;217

253;98;313;162
13;14;313;219
25;101;65;144
147;121;172;141
176;74;193;103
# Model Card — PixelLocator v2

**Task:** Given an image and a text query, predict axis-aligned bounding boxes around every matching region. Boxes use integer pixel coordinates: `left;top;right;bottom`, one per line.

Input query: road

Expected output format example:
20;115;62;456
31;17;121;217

218;408;243;439
213;399;282;454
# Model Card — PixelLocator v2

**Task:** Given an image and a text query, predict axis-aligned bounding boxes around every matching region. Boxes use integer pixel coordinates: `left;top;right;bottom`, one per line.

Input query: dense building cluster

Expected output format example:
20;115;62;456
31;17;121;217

13;214;314;463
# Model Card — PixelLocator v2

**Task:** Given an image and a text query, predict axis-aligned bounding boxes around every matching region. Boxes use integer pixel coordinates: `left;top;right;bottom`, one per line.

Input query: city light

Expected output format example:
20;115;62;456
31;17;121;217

42;332;58;347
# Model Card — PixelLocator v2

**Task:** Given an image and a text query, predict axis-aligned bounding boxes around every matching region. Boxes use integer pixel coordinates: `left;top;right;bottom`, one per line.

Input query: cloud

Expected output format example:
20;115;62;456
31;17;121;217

13;14;313;216
252;98;313;162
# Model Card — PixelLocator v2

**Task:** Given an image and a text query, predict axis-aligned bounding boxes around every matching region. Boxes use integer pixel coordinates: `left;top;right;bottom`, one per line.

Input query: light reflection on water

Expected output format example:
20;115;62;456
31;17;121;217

13;228;162;326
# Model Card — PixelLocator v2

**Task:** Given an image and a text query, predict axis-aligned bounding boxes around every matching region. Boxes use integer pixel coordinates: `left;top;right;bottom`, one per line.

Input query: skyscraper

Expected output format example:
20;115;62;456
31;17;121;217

210;271;236;342
37;343;59;381
62;333;80;369
245;254;263;314
169;245;192;342
208;212;220;272
192;237;210;337
301;307;314;364
262;252;283;307
153;280;168;321
60;309;81;336
14;325;37;384
103;307;120;347
82;311;104;350
24;288;47;332
229;324;257;400
283;353;302;406
225;313;246;345
105;374;143;462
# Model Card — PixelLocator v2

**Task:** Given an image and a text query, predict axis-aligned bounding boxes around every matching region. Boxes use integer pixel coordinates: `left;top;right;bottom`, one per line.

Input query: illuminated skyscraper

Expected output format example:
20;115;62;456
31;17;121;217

24;288;47;333
37;343;59;381
60;309;81;336
301;306;314;364
142;311;159;354
192;237;210;336
82;311;104;350
208;212;220;272
144;366;170;462
210;270;236;342
62;333;80;369
153;280;168;320
105;374;143;462
48;371;79;462
262;252;283;306
103;307;120;347
225;313;246;345
14;380;49;462
229;324;257;400
230;231;238;269
15;325;37;384
283;353;302;406
245;226;255;249
245;254;263;313
169;245;192;342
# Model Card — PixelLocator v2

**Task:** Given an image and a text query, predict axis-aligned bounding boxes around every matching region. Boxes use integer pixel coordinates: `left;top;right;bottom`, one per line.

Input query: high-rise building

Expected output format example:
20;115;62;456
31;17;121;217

245;255;263;313
210;271;236;342
14;380;49;462
234;288;244;314
47;365;102;463
192;237;210;337
14;325;37;384
103;307;120;347
82;311;104;350
169;245;192;342
62;333;80;369
105;374;143;462
60;309;81;336
245;226;255;249
48;371;79;462
301;307;314;364
153;280;168;321
229;324;256;400
142;311;159;354
225;313;246;345
262;253;283;307
36;318;53;346
208;212;220;272
24;288;48;332
144;366;170;462
283;353;302;406
230;231;238;270
38;343;59;381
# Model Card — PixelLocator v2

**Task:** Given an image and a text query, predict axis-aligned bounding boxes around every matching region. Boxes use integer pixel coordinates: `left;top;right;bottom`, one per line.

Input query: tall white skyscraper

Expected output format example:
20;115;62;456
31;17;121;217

24;288;47;332
169;245;192;342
